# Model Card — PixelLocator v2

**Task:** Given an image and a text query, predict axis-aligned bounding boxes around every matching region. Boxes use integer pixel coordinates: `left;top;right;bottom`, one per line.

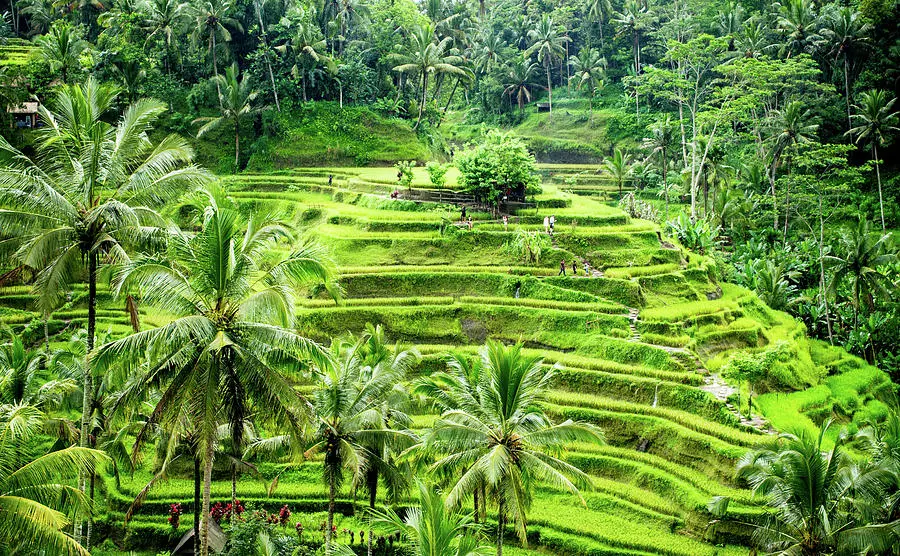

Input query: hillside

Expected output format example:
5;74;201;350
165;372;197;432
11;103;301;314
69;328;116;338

1;166;889;555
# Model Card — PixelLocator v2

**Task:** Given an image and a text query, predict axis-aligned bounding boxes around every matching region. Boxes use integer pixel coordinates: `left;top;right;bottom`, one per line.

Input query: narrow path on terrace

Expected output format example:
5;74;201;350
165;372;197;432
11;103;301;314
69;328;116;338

622;304;775;435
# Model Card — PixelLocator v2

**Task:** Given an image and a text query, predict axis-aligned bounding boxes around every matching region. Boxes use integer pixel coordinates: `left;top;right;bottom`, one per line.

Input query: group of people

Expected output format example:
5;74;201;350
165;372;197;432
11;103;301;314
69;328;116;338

559;259;592;277
458;206;510;231
543;215;556;235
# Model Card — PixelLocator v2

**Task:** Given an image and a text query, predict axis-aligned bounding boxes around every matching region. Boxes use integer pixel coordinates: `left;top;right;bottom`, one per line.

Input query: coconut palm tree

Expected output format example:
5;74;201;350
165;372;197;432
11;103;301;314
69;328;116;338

569;48;606;124
602;147;632;198
190;0;243;88
393;23;467;129
0;331;76;409
195;64;266;173
251;0;280;111
353;324;419;556
142;0;191;75
371;480;493;556
92;188;337;556
727;422;900;554
826;216;897;330
611;0;649;76
335;0;369;54
731;19;769;59
0;402;106;556
774;0;822;58
644;116;676;220
422;341;604;556
847;89;899;230
0;79;208;545
526;15;569;115
502;57;538;116
768;100;818;239
305;338;416;549
821;6;870;135
586;0;612;48
35;20;89;83
277;21;330;102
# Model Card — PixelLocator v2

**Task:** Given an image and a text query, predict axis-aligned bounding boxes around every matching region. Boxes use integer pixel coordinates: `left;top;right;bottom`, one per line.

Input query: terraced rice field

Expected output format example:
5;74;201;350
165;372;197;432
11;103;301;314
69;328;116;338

0;40;35;66
0;165;890;554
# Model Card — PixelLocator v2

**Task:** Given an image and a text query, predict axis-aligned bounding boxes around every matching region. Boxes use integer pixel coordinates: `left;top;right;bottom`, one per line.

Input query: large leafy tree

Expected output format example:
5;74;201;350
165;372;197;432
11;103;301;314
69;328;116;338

93;188;336;556
526;15;569;114
0;79;207;546
195;64;266;173
0;403;106;555
422;341;604;556
848;89;899;230
393;23;467;129
305;338;416;549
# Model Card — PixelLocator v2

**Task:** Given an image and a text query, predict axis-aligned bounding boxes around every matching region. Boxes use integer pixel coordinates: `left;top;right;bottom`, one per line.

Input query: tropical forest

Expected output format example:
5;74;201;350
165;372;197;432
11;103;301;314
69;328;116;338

0;0;899;553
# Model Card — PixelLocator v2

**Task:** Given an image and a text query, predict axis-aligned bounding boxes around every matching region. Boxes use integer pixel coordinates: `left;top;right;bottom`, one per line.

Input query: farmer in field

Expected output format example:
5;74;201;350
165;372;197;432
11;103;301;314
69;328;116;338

503;215;509;231
558;260;566;276
543;216;550;234
573;260;577;275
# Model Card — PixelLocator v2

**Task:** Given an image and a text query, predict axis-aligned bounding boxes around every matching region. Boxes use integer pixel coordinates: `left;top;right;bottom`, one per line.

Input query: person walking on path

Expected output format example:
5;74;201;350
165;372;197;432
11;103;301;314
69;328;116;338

572;260;577;275
543;216;550;234
549;214;556;234
558;259;566;276
503;215;509;231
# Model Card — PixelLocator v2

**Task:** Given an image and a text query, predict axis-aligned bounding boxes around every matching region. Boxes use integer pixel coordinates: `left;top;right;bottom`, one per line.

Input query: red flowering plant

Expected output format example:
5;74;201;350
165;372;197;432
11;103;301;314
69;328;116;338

278;505;291;527
168;503;183;530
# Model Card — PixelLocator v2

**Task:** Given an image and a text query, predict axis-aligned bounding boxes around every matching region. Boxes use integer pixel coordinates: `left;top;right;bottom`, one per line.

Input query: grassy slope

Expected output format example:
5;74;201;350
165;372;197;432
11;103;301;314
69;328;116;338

1;165;892;555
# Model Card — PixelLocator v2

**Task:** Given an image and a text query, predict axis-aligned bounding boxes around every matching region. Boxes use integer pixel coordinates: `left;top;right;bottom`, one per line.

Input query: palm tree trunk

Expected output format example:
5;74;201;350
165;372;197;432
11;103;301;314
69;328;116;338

326;472;336;548
414;72;427;130
78;250;97;546
662;155;669;221
199;440;215;556
234;125;240;174
473;487;479;524
874;144;885;230
783;157;791;241
496;495;505;556
844;58;851;136
818;191;834;344
194;455;201;555
438;77;461;128
367;472;377;556
230;462;237;527
546;65;552;114
211;32;221;102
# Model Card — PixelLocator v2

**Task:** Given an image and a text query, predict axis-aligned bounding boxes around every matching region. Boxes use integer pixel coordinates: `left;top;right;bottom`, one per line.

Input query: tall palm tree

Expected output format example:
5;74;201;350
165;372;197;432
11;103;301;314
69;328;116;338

602;147;632;198
611;0;648;76
92;188;337;556
305;338;415;549
568;48;606;123
0;331;76;409
393;23;467;130
354;324;419;556
276;21;329;102
0;79;208;546
826;216;897;329
35;20;89;83
586;0;612;48
422;341;604;556
774;0;822;58
732;19;769;59
502;57;537;116
822;6;871;135
195;64;266;173
644;116;675;220
335;0;369;54
526;15;569;115
724;422;900;554
371;480;493;556
190;0;243;89
142;0;191;76
768;101;818;239
848;89;899;230
0;403;105;555
251;0;280;111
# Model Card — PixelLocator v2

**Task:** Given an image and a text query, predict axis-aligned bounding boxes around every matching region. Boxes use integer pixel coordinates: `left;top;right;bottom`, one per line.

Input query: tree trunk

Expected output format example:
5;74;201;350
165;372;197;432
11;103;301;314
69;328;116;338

473;487;479;524
211;32;221;102
662;153;669;221
496;495;505;556
546;66;552;114
230;462;237;528
414;72;427;129
79;250;97;546
782;157;791;242
844;58;851;137
818;191;834;344
326;471;336;548
874;144;885;230
367;472;377;556
199;440;215;556
234;125;240;174
194;455;201;555
438;78;461;128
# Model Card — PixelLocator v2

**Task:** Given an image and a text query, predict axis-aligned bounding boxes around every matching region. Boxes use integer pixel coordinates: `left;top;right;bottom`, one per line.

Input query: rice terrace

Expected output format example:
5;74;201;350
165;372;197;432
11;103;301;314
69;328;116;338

0;1;899;555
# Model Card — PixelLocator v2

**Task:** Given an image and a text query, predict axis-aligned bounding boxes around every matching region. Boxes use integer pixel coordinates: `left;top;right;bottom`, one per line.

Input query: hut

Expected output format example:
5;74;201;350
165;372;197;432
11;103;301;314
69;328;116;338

171;521;227;555
8;102;40;128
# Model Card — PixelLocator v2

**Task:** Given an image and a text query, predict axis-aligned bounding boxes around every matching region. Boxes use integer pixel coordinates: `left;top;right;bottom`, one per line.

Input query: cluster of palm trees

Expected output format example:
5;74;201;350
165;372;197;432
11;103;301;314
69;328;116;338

0;80;603;556
712;415;900;554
